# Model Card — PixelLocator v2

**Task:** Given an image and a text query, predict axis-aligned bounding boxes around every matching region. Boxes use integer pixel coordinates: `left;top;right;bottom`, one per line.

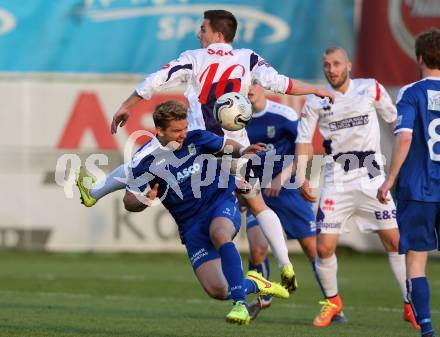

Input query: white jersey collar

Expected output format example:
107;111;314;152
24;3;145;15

150;136;178;152
252;100;270;118
206;43;233;51
424;76;440;80
326;79;354;97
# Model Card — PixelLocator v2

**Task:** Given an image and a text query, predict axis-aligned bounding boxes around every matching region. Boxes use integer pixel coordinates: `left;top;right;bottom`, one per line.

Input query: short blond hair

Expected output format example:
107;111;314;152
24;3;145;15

153;101;187;129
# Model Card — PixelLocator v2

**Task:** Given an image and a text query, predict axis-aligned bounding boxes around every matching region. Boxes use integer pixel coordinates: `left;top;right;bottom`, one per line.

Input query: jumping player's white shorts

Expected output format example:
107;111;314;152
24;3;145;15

222;128;260;199
317;176;398;234
223;128;250;147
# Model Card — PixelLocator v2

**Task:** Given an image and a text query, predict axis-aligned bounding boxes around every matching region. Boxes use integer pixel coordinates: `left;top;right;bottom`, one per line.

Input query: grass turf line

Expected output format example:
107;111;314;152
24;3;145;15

0;251;438;337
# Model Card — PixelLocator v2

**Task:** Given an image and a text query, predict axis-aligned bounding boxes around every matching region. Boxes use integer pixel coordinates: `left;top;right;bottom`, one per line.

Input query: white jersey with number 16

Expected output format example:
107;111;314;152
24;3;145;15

135;42;292;143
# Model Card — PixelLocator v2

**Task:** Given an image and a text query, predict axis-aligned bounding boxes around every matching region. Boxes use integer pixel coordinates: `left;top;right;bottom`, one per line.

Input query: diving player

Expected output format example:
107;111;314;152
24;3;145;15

122;100;290;325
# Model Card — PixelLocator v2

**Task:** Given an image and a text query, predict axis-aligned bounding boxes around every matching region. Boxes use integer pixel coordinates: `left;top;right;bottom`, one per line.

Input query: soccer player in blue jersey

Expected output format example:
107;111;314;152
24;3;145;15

122;100;289;325
378;28;440;337
241;84;317;319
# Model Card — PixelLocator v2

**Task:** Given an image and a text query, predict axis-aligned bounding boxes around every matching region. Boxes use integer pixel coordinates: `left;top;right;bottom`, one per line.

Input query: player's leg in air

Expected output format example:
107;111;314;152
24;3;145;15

76;164;127;207
187;198;289;326
228;141;297;294
76;139;298;301
377;228;420;330
237;189;297;294
246;225;320;320
245;188;321;320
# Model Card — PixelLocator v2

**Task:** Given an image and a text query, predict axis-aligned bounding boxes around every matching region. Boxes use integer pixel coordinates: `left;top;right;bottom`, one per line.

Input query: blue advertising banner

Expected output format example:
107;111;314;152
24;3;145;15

0;0;354;79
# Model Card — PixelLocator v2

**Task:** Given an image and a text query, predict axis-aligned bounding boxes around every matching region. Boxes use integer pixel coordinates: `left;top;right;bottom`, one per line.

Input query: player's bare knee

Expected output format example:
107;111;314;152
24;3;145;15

249;244;268;265
204;283;228;300
386;239;399;252
123;194;146;212
317;244;335;259
380;231;400;252
210;229;231;248
245;196;267;215
299;237;317;261
302;244;317;262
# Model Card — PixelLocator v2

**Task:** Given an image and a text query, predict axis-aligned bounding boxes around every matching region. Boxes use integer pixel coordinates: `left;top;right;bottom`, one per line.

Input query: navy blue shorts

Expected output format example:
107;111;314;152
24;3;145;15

246;188;316;240
181;196;241;270
397;199;440;254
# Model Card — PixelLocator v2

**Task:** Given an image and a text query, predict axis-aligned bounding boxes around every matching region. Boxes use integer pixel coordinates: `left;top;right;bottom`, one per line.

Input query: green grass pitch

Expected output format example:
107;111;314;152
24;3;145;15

0;251;438;337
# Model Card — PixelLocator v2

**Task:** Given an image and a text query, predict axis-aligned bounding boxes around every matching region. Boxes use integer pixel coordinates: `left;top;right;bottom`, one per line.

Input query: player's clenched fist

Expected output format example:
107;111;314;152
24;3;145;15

111;107;130;134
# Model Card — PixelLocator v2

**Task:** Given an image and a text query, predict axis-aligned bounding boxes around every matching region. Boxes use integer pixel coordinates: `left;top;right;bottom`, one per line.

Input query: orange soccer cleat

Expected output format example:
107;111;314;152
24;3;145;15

313;294;343;327
403;302;420;330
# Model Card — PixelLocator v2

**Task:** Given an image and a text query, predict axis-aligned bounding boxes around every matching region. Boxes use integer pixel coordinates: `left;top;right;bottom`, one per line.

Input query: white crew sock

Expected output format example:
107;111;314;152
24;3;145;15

316;254;338;298
255;209;291;269
388;252;408;302
90;163;127;200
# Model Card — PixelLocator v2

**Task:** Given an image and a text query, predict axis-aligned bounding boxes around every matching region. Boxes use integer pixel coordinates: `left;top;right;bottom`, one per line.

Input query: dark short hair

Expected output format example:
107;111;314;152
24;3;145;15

153;101;187;129
204;10;237;43
415;28;440;70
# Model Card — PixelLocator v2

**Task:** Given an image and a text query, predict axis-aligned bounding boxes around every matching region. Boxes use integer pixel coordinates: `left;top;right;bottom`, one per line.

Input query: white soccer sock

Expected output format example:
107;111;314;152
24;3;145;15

315;254;338;298
255;209;291;269
90;163;127;200
388;252;408;302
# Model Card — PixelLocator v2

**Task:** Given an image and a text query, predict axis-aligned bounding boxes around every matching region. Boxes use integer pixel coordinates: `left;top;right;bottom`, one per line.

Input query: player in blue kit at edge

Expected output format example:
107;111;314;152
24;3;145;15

122;100;289;325
378;28;440;337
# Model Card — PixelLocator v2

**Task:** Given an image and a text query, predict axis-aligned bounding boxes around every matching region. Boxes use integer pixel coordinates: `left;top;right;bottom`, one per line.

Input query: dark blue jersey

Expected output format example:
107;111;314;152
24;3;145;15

127;130;235;225
395;77;440;201
246;99;298;181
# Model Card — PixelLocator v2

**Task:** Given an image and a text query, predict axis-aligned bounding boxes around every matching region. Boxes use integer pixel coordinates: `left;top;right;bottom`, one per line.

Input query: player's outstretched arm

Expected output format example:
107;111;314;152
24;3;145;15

377;132;412;204
111;91;144;134
287;79;335;104
219;139;266;157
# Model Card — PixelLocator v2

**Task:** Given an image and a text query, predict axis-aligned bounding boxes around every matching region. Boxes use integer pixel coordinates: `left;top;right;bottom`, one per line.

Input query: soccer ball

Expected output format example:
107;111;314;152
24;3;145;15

213;92;253;131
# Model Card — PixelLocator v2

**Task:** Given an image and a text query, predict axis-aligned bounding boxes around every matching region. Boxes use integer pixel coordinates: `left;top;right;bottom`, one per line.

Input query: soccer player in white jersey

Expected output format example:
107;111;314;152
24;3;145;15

295;47;419;328
77;9;334;291
378;28;440;337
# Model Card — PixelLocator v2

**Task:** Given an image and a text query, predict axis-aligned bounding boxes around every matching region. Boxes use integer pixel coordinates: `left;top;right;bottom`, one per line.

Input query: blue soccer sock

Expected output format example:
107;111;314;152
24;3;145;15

407;277;434;335
248;256;271;280
311;260;327;298
218;242;246;303
244;279;258;295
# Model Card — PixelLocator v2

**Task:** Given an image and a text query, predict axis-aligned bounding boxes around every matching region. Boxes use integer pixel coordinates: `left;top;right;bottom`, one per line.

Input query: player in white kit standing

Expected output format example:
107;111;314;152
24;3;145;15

295;47;419;329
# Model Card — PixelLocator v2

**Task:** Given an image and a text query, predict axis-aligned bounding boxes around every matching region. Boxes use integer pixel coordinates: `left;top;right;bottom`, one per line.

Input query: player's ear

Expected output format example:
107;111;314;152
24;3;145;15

216;31;225;43
156;126;164;137
347;61;353;73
